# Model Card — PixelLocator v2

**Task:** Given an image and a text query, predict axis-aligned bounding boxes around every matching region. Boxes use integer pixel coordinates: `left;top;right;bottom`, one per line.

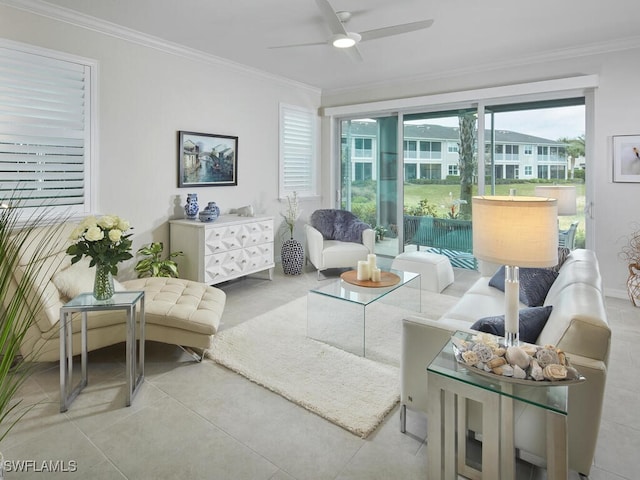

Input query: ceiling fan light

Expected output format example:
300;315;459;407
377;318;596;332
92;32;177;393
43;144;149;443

332;32;361;48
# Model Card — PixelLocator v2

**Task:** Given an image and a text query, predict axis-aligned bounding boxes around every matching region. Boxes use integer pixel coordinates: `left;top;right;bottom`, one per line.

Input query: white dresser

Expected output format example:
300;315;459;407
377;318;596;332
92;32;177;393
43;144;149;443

169;215;274;285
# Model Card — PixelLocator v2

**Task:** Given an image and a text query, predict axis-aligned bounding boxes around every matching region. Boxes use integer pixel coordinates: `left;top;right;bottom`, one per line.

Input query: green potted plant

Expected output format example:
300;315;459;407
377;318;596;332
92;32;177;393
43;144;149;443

134;242;183;278
0;196;69;445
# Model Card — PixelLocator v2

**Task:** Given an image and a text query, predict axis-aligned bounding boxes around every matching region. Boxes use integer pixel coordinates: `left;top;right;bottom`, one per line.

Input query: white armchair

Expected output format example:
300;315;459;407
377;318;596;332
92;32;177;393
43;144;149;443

304;209;375;276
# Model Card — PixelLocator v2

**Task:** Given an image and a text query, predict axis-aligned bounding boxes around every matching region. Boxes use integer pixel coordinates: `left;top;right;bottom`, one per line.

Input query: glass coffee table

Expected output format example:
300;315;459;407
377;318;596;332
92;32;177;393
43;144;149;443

307;269;420;357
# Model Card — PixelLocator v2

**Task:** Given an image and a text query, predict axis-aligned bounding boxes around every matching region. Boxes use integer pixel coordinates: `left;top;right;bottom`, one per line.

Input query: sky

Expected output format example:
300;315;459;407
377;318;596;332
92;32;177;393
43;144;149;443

492;106;585;140
406;105;586;141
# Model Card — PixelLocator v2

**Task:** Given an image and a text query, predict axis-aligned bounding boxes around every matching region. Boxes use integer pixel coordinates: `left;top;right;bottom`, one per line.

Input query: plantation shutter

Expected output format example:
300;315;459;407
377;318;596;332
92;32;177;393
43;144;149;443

279;104;316;197
0;44;91;211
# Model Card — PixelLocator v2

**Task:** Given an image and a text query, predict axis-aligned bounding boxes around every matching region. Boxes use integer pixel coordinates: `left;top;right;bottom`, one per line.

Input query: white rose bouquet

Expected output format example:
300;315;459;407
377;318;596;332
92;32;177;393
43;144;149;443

66;214;133;275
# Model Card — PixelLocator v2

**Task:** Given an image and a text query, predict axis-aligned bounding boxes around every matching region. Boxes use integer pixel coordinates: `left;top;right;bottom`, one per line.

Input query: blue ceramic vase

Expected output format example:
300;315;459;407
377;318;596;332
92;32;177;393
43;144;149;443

184;193;199;219
199;201;220;222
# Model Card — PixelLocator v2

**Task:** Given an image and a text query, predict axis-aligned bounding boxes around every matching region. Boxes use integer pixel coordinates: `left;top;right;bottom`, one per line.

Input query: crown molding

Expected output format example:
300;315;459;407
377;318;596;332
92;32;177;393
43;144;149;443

323;35;640;97
1;0;321;95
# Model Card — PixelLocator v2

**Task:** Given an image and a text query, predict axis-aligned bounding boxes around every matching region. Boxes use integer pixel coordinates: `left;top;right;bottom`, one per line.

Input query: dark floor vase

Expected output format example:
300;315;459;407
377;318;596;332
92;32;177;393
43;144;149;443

281;239;304;275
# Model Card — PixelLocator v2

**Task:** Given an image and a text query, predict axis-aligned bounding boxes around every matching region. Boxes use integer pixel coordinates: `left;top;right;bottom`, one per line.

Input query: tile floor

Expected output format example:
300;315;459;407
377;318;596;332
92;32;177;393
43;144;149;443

1;263;638;479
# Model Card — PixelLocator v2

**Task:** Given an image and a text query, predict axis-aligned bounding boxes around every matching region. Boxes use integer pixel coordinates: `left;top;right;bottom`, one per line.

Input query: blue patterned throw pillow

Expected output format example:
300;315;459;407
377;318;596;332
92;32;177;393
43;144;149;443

470;305;553;344
489;266;558;307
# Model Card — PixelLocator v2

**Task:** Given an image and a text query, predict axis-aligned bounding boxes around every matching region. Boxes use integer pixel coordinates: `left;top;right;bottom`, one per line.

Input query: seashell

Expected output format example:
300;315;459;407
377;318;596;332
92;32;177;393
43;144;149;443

472;343;494;363
564;366;580;380
461;350;479;365
529;359;544;381
473;332;499;347
451;336;468;351
487;356;507;369
536;348;560;368
557;350;567;366
513;365;527;379
493;347;506;357
543;364;567;381
493;364;514;376
505;346;531;370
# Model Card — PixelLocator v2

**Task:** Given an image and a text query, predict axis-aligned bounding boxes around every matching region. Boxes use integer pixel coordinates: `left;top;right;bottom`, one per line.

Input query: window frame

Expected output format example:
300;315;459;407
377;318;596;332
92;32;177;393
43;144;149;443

279;103;318;199
0;38;97;218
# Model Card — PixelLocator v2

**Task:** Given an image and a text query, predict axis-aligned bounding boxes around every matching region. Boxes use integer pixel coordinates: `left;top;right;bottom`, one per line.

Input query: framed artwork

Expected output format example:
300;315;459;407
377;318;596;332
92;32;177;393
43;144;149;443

178;131;238;187
613;134;640;183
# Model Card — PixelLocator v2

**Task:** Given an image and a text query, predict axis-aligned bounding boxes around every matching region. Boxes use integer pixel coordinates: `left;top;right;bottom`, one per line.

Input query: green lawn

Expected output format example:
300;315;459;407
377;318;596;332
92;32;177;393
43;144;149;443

349;181;586;248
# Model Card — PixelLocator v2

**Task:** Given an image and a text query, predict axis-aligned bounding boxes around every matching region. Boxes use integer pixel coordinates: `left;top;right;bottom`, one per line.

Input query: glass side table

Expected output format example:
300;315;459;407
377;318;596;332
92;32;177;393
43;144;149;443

427;331;569;480
59;291;145;412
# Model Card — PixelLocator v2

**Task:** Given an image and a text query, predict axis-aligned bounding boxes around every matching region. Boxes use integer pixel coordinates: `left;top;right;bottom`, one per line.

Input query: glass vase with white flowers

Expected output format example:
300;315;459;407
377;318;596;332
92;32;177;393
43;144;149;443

66;215;133;300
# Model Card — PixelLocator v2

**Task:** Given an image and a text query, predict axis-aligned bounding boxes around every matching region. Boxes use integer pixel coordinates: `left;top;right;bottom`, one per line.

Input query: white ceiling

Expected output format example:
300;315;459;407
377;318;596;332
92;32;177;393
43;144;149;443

17;0;640;93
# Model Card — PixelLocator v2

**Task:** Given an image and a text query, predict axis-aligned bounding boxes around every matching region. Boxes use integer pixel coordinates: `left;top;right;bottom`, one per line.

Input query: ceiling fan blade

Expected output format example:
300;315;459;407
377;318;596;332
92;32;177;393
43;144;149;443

315;0;347;35
344;44;364;62
268;41;327;49
359;19;434;42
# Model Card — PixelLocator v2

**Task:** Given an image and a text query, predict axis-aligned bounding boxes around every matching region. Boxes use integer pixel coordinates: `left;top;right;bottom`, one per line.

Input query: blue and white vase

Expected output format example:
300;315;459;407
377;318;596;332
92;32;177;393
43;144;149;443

199;201;220;222
184;193;199;220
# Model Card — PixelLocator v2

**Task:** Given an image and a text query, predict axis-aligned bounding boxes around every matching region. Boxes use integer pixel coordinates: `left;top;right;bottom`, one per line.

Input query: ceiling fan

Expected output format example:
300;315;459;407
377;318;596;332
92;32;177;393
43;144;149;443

269;0;434;61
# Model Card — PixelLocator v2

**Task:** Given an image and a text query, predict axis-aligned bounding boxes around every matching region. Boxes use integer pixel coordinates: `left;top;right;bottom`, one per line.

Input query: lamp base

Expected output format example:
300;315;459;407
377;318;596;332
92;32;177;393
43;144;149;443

504;265;520;347
505;330;519;347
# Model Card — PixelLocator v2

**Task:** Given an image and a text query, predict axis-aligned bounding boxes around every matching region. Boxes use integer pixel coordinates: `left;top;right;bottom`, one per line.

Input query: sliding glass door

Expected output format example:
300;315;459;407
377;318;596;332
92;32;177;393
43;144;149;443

340;116;399;256
338;98;586;266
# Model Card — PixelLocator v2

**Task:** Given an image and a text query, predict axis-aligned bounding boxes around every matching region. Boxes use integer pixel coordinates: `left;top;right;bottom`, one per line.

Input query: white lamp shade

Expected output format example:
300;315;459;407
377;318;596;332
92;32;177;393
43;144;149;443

534;185;577;215
472;196;559;267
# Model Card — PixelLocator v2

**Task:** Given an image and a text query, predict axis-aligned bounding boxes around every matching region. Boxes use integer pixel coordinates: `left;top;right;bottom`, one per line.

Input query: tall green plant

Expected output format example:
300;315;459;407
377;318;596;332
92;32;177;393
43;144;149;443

134;242;183;278
0;199;68;444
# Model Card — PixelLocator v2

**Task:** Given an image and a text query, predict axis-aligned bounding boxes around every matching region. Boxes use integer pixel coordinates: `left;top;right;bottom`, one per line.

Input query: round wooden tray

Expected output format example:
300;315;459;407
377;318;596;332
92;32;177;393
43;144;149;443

340;270;401;288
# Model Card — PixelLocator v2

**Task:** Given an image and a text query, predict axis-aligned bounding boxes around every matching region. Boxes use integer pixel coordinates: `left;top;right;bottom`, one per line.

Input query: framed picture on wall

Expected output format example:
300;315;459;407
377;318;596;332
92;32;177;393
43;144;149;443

178;131;238;187
613;134;640;182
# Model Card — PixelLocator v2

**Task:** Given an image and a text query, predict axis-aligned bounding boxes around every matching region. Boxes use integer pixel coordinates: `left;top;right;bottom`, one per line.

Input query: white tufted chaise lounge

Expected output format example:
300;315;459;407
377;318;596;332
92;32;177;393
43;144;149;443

10;222;226;363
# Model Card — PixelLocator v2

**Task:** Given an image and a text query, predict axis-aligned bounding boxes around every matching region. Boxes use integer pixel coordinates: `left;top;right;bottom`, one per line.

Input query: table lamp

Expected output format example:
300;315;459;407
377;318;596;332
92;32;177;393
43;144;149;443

534;185;577;215
472;196;559;346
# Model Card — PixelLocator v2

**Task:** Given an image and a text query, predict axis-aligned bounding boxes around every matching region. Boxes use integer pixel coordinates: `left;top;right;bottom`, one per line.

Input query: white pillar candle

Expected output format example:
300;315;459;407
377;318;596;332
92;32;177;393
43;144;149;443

357;260;370;281
367;254;377;277
371;267;381;282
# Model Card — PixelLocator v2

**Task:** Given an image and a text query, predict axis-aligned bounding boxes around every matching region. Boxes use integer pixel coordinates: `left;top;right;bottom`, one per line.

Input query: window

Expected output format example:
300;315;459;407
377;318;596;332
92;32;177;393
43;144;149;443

448;143;459;153
524;145;533;155
419;141;441;159
524;165;533;175
0;41;95;215
279;104;317;197
448;164;459;176
354;138;373;158
404;140;417;159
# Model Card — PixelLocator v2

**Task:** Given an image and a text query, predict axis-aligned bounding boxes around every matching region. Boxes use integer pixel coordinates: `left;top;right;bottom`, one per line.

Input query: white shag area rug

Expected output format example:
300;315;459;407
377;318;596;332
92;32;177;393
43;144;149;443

208;291;458;438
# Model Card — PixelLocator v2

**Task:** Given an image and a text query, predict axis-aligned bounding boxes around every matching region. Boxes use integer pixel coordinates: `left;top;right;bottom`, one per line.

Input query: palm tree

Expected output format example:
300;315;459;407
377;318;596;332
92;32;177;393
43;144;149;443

558;135;585;179
458;112;477;219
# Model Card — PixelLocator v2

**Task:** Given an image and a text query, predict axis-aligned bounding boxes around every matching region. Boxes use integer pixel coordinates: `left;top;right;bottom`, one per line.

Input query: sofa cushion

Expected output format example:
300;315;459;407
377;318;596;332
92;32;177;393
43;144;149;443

489;266;558;307
53;257;125;300
470;305;553;344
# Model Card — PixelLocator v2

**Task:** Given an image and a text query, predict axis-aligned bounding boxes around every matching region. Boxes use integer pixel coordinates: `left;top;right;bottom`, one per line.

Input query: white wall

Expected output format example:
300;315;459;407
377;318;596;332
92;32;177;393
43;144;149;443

321;49;640;299
0;5;322;278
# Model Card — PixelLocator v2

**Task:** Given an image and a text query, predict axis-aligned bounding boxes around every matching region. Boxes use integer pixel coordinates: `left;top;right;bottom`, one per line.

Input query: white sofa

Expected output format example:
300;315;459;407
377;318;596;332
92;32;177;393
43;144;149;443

9;222;226;362
400;249;610;476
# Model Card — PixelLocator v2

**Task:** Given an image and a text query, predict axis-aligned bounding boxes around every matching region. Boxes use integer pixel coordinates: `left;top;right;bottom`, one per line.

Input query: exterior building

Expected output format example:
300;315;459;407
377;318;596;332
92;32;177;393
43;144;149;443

342;121;569;182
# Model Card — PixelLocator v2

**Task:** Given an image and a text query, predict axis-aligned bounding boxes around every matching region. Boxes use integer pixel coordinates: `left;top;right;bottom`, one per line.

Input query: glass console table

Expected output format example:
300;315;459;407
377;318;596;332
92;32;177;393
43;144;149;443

427;331;568;479
307;269;420;357
59;291;145;412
